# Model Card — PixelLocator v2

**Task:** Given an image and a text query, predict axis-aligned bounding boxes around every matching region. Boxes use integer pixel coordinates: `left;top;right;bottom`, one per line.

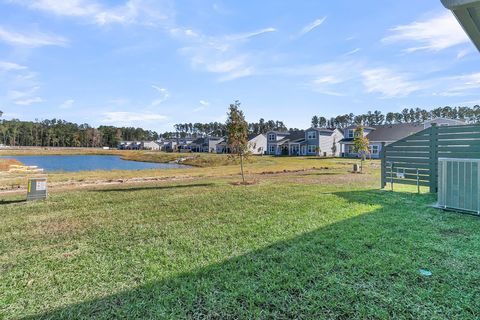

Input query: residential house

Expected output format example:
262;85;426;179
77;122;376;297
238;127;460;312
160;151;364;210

190;137;224;153
118;141;142;150
162;138;194;152
267;128;343;156
423;117;465;129
142;141;161;150
247;133;267;155
339;118;467;158
118;141;161;150
215;133;267;154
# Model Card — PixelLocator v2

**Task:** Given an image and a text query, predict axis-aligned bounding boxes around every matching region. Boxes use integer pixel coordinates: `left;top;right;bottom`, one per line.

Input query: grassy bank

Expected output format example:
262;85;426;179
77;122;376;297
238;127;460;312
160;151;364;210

0;148;258;167
0;151;375;192
1;170;479;319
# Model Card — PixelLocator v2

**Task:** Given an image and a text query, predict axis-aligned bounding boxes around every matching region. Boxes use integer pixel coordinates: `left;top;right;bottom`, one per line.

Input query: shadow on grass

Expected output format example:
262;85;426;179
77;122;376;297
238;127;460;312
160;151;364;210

24;190;478;319
94;183;215;193
0;198;26;205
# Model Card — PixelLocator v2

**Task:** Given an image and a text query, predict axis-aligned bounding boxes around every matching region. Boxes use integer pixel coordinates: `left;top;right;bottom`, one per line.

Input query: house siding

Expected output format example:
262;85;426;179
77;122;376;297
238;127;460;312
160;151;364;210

266;131;289;155
248;134;267;155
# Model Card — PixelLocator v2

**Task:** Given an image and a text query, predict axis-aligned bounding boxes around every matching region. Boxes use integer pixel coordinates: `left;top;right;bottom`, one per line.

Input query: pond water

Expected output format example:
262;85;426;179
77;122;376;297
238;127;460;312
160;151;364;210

1;155;189;172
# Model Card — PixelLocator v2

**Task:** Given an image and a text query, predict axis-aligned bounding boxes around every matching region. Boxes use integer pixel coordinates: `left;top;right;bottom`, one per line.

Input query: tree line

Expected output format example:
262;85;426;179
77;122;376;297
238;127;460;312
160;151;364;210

311;106;480;128
0;118;159;148
167;119;288;138
2;105;479;148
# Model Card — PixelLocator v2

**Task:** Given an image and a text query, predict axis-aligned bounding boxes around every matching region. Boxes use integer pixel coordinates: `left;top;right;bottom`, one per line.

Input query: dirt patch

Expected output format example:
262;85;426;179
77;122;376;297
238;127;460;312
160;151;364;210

30;217;85;237
0;159;22;171
439;228;468;237
230;179;259;186
259;167;330;175
284;171;376;185
0;175;196;195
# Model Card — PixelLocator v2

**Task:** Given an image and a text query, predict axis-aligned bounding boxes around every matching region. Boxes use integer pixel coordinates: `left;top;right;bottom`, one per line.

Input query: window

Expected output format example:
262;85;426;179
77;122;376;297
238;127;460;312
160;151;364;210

269;145;276;154
370;145;379;154
307;131;316;139
347;129;355;139
307;145;317;153
268;133;276;141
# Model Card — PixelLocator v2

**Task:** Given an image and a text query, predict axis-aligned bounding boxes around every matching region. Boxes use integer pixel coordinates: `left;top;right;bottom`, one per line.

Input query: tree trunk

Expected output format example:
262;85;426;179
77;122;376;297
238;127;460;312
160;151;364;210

240;153;245;183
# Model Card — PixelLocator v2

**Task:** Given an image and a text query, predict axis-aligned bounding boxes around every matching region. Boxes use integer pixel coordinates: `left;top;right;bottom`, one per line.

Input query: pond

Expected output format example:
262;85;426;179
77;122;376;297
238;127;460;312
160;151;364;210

1;155;189;172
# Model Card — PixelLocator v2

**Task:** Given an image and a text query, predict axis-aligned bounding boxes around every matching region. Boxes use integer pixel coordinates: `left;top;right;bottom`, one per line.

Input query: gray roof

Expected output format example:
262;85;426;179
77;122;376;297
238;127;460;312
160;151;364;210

191;137;205;145
266;131;290;135
277;131;305;144
191;136;223;145
306;127;336;133
367;123;424;142
344;124;375;131
339;123;424;144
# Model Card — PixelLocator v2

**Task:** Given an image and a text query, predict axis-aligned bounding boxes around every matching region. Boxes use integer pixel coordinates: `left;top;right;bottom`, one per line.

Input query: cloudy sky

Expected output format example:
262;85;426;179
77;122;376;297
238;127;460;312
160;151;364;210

0;0;479;132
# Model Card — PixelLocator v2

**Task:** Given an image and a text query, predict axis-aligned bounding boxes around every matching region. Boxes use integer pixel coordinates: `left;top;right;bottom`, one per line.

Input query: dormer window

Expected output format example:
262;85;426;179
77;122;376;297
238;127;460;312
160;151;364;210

347;129;355;139
268;133;276;141
307;131;316;139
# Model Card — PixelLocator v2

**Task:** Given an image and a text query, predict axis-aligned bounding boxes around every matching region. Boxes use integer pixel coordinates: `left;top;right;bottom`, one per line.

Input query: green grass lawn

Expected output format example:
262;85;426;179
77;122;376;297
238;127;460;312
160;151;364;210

1;172;480;319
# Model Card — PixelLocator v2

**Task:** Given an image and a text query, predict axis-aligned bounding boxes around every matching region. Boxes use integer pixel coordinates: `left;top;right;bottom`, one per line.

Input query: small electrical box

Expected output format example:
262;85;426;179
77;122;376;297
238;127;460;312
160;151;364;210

27;178;48;201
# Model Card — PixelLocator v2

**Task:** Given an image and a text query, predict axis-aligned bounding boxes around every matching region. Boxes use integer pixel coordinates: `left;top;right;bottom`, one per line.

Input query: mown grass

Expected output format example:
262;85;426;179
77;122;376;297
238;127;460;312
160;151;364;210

1;171;479;319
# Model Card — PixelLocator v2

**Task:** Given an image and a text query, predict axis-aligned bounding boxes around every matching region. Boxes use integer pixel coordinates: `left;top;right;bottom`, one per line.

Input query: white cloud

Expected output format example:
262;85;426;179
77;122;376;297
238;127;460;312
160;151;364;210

7;86;40;101
180;45;255;81
298;61;363;96
0;61;27;71
361;68;423;98
456;49;471;59
436;72;480;97
173;24;275;81
382;12;470;52
103;111;168;125
150;85;169;106
343;48;361;56
14;97;44;105
300;17;326;36
193;100;210;112
0;25;67;47
225;27;276;41
59;99;75;109
10;0;172;26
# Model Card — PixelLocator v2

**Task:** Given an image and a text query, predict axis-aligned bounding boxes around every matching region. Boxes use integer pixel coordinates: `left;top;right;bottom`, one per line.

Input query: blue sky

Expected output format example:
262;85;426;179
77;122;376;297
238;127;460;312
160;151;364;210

0;0;479;132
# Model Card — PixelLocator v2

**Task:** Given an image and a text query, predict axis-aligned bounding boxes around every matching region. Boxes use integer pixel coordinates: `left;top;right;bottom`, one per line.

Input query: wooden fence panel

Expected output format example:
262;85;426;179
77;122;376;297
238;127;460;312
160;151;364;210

380;124;480;193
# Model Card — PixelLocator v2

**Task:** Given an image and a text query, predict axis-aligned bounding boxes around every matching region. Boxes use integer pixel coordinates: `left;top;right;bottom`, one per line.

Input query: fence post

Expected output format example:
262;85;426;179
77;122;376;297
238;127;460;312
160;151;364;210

380;142;386;189
429;124;438;193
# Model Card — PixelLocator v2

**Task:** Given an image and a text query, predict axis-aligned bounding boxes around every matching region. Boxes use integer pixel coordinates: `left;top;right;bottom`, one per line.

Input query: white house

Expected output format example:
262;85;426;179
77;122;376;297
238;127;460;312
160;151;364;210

266;128;343;156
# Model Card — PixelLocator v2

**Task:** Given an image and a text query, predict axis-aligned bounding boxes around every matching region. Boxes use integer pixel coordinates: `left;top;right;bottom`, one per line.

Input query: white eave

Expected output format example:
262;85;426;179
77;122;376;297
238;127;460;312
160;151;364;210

441;0;480;51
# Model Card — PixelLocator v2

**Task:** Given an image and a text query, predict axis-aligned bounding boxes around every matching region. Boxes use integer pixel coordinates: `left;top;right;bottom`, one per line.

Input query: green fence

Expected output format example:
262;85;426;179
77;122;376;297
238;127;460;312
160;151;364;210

380;124;480;193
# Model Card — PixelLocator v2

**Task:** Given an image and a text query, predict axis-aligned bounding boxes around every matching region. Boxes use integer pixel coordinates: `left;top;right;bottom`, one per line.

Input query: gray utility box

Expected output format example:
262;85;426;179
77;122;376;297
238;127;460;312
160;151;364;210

438;158;480;214
27;178;48;201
